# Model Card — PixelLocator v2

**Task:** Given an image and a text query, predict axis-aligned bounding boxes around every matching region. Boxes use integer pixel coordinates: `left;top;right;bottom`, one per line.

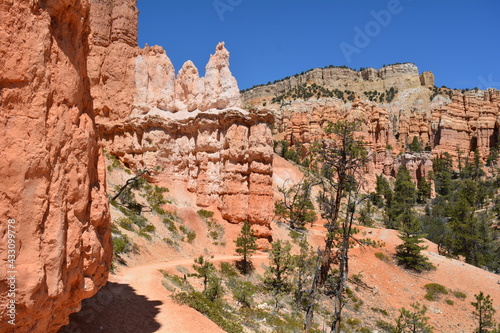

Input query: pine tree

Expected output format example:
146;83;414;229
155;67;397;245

395;208;435;272
472;292;497;333
264;239;294;294
234;221;258;274
191;255;215;291
417;176;432;203
275;179;317;229
387;166;417;229
394;302;434;333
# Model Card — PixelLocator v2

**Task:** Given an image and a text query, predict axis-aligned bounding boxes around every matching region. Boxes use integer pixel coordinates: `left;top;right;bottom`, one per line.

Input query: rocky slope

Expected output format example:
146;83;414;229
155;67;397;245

88;0;275;236
242;63;434;102
0;1;111;332
243;65;500;184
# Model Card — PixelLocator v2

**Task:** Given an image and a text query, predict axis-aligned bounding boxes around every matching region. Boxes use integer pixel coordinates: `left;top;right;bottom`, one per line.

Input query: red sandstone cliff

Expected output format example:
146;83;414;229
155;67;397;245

0;1;111;332
87;1;275;236
245;67;500;185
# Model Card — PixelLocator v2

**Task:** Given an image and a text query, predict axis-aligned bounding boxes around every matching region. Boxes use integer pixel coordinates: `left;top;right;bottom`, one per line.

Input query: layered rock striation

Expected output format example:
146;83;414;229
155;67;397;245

242;63;434;103
88;0;274;235
247;64;500;184
0;1;111;332
99;109;274;237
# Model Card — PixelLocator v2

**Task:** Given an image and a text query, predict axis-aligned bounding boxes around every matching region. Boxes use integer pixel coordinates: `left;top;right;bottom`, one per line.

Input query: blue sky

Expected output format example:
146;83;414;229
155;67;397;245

138;0;500;91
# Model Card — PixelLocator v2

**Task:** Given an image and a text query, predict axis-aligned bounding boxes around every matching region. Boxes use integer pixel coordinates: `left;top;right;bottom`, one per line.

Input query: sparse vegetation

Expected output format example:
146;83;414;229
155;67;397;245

424;283;448;301
197;209;225;245
374;252;389;261
452;290;467;300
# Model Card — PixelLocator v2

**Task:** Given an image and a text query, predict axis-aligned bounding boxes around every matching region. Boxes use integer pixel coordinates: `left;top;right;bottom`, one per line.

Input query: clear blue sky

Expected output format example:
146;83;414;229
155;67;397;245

138;0;500;91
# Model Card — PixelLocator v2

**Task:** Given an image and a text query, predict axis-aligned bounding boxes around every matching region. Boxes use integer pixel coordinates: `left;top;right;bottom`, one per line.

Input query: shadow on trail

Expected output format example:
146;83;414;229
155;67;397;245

58;282;162;333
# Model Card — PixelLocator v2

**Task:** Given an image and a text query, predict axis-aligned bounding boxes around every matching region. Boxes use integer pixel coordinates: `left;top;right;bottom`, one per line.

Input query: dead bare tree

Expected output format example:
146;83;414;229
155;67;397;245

112;169;151;202
303;120;368;333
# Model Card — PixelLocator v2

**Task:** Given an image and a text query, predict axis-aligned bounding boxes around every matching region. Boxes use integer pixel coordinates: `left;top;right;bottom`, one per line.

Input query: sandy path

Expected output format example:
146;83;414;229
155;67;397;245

61;254;268;333
110;255;268;333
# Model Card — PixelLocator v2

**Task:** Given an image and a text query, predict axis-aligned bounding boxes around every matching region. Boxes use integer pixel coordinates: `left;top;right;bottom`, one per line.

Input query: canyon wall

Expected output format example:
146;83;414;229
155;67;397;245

242;63;434;103
248;64;500;185
88;1;275;236
0;1;111;332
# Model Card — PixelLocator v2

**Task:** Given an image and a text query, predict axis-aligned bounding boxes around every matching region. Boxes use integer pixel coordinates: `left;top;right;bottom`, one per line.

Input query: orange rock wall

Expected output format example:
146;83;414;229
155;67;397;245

87;0;275;231
99;110;274;237
268;88;500;182
0;1;111;332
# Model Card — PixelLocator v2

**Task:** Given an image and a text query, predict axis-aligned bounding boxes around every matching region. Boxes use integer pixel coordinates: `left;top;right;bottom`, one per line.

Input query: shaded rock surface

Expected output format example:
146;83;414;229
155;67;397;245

0;1;111;332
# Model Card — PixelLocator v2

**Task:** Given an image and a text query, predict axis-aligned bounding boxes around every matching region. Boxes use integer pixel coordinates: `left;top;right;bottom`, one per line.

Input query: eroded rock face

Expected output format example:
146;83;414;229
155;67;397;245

88;1;272;235
99;110;274;235
431;89;500;165
0;1;111;332
247;61;500;185
242;63;432;103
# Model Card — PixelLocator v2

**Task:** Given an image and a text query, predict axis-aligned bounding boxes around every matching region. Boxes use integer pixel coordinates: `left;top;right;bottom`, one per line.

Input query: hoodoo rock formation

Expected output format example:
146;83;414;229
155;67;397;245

0;1;111;332
87;1;274;235
244;65;500;184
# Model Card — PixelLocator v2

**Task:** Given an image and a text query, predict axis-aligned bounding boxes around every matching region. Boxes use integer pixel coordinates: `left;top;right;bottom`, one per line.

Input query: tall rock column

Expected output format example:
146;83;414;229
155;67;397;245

0;1;111;332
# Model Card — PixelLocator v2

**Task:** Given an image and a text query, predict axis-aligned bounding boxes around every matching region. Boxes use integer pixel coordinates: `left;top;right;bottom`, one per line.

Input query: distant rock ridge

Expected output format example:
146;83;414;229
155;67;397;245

242;63;434;103
247;63;500;186
87;0;274;236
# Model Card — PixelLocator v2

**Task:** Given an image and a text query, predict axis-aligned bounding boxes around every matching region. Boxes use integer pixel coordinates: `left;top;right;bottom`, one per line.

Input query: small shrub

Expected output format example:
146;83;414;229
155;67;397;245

173;291;244;333
376;320;394;331
424;283;448;301
111;223;121;234
142;224;156;233
197;209;214;219
371;307;389;316
353;299;364;311
220;262;239;278
186;230;196;243
346;318;361;327
350;271;364;286
116;217;134;231
145;185;169;215
161;271;192;292
164;238;178;247
452;290;467;300
231;280;256;308
374;252;388;261
113;234;132;254
446;299;454;305
138;230;152;240
179;225;197;243
118;206;147;228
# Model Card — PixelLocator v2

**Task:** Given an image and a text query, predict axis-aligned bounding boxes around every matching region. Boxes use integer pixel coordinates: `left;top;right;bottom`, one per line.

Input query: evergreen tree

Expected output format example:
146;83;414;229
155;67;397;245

472;292;497;333
275;179;317;229
292;236;316;310
409;136;423;153
264;239;294;294
395;208;435;272
387;166;417;229
234;221;258;274
191;256;215;291
433;153;453;196
394;302;434;333
417;176;432;204
305;120;368;333
375;173;393;208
